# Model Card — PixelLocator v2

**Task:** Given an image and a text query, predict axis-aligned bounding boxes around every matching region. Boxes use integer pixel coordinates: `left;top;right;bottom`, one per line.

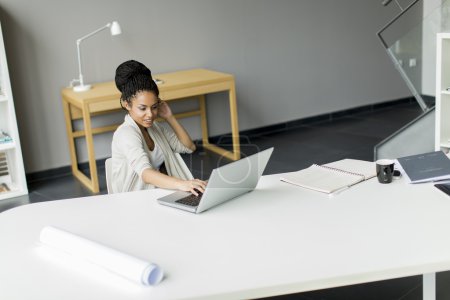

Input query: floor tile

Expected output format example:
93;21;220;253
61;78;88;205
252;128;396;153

437;271;450;300
260;126;382;155
353;105;423;126
312;116;404;140
28;174;106;201
262;276;422;300
0;194;31;213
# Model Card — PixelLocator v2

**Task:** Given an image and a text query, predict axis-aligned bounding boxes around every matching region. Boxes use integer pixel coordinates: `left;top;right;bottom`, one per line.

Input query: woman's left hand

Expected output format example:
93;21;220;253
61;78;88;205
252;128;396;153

158;100;173;119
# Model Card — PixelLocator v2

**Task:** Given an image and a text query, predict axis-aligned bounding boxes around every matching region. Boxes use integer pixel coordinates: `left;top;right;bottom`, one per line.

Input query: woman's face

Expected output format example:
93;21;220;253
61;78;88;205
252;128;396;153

125;91;159;128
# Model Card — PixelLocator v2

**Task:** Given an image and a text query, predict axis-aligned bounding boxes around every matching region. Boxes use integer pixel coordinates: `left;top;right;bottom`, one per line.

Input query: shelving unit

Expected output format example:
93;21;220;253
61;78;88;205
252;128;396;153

0;20;27;200
436;33;450;153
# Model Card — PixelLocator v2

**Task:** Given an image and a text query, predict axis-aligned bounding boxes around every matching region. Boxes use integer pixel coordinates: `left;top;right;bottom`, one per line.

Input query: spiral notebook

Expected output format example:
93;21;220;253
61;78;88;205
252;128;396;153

280;159;376;194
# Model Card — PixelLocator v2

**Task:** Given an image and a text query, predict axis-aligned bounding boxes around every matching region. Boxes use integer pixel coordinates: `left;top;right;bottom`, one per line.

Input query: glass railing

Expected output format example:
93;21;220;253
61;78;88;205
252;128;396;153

378;0;450;111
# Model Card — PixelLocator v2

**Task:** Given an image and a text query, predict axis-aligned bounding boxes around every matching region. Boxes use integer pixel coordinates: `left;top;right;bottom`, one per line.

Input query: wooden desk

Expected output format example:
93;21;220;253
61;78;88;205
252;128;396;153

0;175;448;299
62;69;240;193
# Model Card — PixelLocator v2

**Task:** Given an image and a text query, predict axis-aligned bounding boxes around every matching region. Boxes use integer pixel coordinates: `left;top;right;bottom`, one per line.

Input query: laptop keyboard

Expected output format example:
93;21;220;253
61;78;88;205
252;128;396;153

176;193;203;206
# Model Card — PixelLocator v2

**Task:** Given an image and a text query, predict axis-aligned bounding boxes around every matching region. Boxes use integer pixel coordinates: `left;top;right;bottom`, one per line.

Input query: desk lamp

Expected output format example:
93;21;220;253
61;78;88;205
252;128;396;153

71;21;122;92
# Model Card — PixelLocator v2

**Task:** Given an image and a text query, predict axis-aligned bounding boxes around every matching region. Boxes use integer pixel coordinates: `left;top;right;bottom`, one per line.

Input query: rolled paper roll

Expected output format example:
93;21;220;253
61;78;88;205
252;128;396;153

39;226;163;286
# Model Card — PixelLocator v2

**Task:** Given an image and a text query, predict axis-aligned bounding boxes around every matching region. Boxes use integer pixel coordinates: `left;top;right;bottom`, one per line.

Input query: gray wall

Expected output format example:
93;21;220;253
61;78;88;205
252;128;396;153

0;0;411;173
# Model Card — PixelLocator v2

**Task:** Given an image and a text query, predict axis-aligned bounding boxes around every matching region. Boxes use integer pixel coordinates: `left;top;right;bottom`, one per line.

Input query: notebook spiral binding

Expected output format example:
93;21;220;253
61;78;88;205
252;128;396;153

313;164;366;179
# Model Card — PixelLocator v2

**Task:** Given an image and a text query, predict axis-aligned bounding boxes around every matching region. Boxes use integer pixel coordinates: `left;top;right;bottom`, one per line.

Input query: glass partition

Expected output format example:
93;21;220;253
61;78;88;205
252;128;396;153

378;0;450;111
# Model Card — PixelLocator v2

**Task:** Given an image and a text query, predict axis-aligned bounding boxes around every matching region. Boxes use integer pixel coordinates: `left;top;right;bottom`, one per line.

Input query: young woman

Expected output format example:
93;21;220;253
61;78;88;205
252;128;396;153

111;60;206;194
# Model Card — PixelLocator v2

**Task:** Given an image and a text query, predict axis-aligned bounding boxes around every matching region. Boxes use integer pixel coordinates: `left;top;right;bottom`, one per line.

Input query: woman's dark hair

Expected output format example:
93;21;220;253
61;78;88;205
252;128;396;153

115;60;159;109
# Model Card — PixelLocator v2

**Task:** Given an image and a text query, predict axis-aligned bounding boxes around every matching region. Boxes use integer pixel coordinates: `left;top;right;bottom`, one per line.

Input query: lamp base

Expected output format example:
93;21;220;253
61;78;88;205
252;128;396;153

73;84;92;92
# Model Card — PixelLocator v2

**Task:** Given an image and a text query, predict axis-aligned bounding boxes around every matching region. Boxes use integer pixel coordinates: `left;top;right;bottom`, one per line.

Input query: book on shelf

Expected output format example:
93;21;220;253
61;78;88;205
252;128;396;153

0;151;9;177
0;130;12;143
280;159;376;194
395;151;450;183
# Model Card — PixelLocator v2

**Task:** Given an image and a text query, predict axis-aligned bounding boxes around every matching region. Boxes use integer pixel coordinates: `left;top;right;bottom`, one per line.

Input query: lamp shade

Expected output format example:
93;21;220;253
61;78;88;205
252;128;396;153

110;21;122;36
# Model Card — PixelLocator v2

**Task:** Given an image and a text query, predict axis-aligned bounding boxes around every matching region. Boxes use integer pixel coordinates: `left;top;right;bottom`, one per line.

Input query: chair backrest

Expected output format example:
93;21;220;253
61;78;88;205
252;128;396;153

105;158;113;194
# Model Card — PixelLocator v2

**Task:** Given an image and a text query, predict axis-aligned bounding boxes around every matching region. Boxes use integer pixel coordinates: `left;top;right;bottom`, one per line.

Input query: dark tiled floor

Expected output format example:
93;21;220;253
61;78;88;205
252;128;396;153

1;101;448;300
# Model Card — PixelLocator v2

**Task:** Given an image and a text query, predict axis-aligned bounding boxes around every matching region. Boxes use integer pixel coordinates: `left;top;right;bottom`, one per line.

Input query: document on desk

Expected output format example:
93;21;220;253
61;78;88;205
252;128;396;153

396;151;450;183
280;159;376;194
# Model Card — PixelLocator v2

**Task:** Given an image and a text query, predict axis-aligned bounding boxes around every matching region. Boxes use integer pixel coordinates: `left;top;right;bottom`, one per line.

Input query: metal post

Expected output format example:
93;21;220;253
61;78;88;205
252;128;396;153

423;273;436;300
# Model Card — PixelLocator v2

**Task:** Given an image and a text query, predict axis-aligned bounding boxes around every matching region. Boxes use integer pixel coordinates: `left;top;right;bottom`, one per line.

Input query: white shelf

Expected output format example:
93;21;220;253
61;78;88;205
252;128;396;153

436;34;450;152
0;19;27;201
0;141;15;151
0;188;27;201
440;141;450;148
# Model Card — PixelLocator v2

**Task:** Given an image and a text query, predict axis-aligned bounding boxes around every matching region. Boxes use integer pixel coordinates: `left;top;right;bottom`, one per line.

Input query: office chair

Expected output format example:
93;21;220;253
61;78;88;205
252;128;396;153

105;158;113;194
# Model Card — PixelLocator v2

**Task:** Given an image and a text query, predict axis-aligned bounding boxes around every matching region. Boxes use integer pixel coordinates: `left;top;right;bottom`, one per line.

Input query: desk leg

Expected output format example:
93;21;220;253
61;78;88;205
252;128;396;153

199;95;210;147
228;83;240;160
200;85;241;161
423;273;436;300
62;98;78;174
81;103;99;193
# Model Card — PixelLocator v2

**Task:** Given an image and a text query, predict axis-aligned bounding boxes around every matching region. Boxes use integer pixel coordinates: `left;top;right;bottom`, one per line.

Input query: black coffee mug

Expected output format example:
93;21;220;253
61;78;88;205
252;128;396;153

376;159;395;184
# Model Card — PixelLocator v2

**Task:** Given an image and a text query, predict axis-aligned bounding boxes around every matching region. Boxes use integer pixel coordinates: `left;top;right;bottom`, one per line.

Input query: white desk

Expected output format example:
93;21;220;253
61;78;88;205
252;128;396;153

0;175;449;299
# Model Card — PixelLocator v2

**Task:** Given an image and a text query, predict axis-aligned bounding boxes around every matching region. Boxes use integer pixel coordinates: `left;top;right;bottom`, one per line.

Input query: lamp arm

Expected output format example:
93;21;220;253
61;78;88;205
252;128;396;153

76;41;84;86
76;23;111;43
75;23;111;87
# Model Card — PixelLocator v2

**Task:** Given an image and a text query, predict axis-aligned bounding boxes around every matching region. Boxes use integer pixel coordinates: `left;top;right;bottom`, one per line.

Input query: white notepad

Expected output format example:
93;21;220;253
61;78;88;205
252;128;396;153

280;159;376;194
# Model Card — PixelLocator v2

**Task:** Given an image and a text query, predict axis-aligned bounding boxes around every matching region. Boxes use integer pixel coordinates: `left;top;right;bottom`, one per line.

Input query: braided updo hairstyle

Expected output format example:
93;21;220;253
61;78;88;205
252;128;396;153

115;60;159;110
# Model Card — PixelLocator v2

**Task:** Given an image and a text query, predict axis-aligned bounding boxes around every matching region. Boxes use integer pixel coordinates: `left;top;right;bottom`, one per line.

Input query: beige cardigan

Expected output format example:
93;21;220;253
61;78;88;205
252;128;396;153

111;114;194;193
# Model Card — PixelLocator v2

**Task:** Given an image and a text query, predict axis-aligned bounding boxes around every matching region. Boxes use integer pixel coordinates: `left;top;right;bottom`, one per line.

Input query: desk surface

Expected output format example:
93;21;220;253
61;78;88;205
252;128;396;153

62;68;233;105
1;175;450;300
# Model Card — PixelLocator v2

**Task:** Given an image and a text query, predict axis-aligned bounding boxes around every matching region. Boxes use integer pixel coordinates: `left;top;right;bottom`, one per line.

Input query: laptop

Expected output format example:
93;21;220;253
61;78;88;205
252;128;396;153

157;147;274;213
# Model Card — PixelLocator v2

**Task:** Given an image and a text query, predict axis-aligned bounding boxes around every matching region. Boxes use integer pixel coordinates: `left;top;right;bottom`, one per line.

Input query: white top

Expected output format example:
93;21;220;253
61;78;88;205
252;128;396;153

149;143;164;170
1;175;450;300
111;114;193;193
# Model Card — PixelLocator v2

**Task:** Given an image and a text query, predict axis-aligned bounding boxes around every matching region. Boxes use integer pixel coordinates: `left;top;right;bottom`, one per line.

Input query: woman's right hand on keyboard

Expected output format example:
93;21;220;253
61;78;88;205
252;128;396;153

178;179;207;196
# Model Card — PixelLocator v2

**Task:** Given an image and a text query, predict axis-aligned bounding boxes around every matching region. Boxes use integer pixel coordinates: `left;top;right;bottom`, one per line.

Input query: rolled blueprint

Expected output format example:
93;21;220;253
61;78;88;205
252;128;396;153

39;226;163;286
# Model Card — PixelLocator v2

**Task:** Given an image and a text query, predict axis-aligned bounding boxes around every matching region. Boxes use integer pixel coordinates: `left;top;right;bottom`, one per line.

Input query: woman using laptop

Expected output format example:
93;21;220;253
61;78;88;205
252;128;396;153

111;60;206;194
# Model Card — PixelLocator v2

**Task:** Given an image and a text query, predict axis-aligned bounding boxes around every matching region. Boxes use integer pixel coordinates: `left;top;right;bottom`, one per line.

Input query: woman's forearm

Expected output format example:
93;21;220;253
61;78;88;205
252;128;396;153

142;168;183;190
142;168;207;195
165;115;196;151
